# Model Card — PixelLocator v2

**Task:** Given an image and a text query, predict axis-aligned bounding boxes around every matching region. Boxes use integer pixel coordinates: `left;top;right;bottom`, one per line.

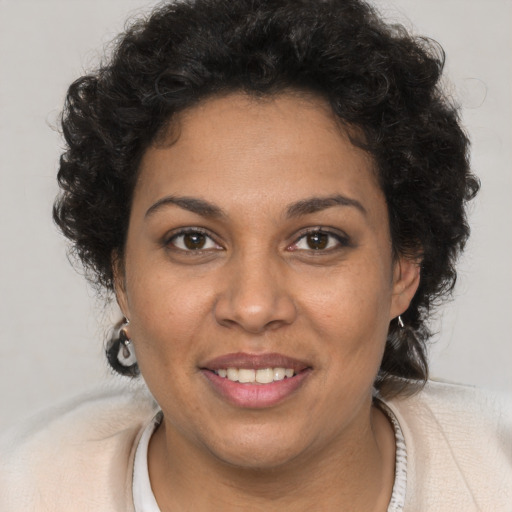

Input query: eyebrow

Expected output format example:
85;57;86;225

145;196;226;219
145;193;366;220
285;194;367;218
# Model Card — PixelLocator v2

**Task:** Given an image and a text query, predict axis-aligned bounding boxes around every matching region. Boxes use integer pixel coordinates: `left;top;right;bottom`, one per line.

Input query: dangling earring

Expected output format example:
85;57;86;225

397;315;404;328
117;320;137;367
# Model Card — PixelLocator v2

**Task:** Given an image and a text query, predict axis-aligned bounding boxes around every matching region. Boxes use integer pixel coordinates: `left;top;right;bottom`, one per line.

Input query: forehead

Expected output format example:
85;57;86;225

134;92;382;216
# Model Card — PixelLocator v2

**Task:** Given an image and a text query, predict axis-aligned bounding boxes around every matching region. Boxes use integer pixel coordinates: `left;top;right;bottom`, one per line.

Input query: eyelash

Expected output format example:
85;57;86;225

287;228;351;253
165;228;222;253
164;227;350;254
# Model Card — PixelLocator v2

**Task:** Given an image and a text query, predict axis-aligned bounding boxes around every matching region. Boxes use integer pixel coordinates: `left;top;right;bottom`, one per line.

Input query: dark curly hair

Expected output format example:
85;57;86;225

53;0;479;396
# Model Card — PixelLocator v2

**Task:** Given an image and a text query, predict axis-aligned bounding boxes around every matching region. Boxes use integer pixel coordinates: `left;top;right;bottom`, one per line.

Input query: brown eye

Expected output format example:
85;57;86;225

168;230;221;251
306;232;329;250
183;232;206;250
289;229;349;252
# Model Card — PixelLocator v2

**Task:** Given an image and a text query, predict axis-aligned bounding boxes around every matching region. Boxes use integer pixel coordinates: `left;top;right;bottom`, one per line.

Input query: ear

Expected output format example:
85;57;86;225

389;255;421;320
112;251;130;320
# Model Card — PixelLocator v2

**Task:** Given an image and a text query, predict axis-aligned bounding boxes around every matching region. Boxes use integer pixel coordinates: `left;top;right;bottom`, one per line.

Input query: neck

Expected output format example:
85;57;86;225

148;404;395;512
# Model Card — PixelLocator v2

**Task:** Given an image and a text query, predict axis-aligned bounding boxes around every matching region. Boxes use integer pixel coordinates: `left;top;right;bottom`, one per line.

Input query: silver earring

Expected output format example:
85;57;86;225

397;315;404;328
117;321;137;367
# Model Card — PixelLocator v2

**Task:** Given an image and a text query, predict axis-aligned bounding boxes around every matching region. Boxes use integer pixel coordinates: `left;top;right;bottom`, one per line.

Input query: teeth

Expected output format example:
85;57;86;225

217;367;295;383
256;368;273;384
238;369;255;383
273;367;285;381
226;368;238;381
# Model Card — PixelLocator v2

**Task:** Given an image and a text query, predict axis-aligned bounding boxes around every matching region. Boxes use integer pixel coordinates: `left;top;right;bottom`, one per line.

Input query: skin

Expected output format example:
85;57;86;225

115;92;420;511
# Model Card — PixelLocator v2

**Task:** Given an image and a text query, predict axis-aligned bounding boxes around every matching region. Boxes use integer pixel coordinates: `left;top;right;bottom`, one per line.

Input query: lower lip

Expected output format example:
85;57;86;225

201;369;311;409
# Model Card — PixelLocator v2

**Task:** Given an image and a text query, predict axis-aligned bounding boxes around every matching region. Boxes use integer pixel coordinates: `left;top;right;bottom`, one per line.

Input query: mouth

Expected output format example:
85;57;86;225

200;352;312;408
213;367;295;384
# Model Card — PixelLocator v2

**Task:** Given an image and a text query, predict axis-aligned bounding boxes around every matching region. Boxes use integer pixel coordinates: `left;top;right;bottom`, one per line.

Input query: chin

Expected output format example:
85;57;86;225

214;447;304;472
206;428;310;471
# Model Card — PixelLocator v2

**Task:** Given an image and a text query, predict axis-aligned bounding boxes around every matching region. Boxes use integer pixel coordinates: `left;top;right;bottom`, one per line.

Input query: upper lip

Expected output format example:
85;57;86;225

201;352;311;372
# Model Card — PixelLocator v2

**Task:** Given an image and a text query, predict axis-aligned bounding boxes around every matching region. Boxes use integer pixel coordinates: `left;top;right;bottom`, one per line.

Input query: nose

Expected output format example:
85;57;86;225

214;252;297;333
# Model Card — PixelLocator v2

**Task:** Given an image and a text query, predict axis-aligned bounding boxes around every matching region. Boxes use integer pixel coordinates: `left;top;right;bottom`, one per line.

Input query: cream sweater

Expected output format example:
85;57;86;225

0;381;510;511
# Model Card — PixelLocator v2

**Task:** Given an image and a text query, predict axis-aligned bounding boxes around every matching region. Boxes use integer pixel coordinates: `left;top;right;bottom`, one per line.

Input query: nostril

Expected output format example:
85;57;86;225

213;294;297;333
213;261;298;332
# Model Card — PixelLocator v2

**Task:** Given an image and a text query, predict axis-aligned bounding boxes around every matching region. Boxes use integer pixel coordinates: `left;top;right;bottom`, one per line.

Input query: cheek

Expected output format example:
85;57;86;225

126;274;210;412
125;264;215;365
300;262;393;368
302;260;392;327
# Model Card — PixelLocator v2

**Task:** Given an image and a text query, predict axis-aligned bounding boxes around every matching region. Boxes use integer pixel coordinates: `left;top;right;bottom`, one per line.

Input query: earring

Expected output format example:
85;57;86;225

397;315;404;328
117;321;137;367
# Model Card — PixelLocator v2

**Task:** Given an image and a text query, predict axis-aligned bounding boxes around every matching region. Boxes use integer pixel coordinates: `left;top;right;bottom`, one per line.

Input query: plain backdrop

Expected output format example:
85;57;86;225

1;0;511;432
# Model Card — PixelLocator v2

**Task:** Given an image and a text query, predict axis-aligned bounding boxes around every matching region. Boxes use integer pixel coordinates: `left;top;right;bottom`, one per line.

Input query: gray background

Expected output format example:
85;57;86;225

1;0;511;431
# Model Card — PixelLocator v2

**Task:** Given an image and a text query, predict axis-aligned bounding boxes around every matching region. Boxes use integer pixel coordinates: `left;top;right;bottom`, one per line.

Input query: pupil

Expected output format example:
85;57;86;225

307;232;328;250
184;233;205;250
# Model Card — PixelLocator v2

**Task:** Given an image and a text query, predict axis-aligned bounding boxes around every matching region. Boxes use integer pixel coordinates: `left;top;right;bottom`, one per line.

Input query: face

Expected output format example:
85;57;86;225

116;92;419;469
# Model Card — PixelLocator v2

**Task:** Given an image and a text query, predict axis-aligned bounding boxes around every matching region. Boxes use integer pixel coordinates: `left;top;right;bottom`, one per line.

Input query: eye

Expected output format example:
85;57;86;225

289;229;348;252
167;229;221;251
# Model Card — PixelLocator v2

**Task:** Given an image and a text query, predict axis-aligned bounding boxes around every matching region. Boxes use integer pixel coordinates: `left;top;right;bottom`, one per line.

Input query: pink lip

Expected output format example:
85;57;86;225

200;352;312;409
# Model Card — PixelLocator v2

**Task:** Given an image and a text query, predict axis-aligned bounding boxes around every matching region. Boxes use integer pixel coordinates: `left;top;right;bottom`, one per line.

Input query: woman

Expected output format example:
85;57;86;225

1;0;510;510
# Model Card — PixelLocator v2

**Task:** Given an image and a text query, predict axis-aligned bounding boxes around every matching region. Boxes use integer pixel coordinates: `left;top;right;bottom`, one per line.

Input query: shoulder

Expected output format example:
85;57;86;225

0;384;158;512
385;380;512;511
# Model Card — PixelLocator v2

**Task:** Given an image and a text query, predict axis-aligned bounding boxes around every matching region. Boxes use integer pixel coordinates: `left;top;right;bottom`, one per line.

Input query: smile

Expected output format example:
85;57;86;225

201;352;311;408
215;368;295;384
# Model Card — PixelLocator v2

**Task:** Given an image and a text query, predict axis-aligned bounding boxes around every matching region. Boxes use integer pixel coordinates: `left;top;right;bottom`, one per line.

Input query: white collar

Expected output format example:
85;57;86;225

133;413;162;512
